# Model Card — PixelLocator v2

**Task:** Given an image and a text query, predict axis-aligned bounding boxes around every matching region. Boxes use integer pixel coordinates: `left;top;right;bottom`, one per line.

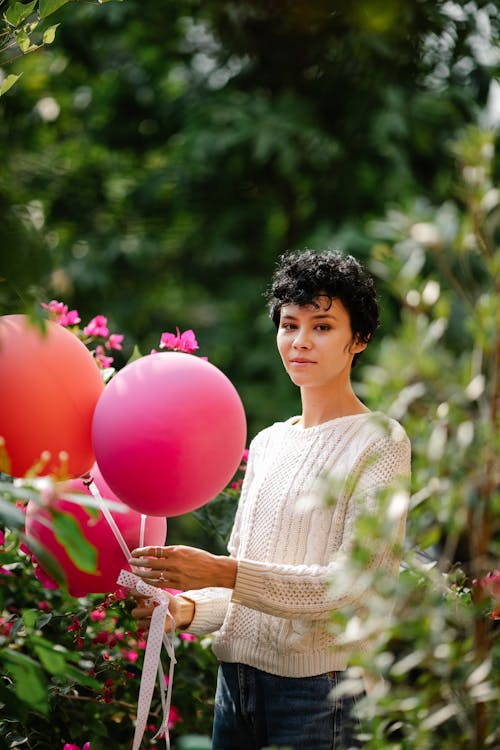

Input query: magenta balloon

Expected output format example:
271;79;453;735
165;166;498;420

91;353;247;517
25;463;167;597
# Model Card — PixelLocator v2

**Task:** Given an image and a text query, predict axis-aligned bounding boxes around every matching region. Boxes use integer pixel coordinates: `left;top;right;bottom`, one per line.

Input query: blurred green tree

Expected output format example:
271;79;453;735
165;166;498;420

1;0;499;435
334;124;499;749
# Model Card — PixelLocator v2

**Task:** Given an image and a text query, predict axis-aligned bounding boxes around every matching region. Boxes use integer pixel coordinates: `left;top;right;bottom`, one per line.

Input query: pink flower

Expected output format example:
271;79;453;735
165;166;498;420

67;617;82;633
94;345;113;369
0;566;13;576
83;744;91;750
180;632;196;642
479;570;500;599
122;648;139;663
84;315;109;338
0;529;5;546
41;300;66;316
38;601;52;611
63;745;81;750
113;587;129;600
159;327;199;354
61;309;81;326
168;705;182;730
106;333;124;351
241;449;249;464
41;300;80;327
0;617;14;635
90;608;106;622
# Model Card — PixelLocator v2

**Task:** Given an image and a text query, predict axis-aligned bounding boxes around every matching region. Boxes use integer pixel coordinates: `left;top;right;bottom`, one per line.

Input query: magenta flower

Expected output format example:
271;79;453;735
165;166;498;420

479;570;500;599
90;608;106;622
41;300;80;327
0;529;5;546
159;327;199;354
122;648;139;663
168;705;182;730
84;315;109;338
41;300;65;315
67;617;82;633
94;345;114;369
61;308;81;326
106;333;124;351
180;632;196;642
63;745;80;750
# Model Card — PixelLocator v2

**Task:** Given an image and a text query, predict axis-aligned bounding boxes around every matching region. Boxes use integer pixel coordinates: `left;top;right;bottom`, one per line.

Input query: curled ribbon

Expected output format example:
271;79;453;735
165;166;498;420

117;569;177;750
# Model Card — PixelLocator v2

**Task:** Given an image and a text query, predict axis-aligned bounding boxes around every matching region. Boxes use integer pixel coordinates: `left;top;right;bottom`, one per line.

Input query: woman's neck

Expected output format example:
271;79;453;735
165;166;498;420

298;385;369;428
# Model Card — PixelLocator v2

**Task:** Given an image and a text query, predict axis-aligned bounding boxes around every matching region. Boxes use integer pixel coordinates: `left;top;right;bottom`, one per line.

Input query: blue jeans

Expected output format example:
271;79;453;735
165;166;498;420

212;662;363;750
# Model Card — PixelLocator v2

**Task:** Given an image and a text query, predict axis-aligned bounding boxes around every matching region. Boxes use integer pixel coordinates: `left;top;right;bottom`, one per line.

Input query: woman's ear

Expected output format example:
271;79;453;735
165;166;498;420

350;335;368;355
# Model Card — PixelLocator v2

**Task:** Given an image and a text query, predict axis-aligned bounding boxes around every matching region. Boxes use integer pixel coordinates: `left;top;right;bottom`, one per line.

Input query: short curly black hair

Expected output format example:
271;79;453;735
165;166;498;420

266;249;379;365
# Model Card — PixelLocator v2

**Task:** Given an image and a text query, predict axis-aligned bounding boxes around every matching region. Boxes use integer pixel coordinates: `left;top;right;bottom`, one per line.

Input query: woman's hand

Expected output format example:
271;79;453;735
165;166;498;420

131;591;195;632
128;544;237;591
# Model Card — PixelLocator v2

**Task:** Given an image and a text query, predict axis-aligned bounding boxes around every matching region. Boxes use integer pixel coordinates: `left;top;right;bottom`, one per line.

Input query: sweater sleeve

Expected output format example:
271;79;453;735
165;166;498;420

231;430;411;621
180;433;260;636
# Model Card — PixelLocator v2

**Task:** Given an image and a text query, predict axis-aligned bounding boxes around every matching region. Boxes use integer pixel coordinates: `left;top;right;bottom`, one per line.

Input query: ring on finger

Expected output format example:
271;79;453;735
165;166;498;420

158;572;166;583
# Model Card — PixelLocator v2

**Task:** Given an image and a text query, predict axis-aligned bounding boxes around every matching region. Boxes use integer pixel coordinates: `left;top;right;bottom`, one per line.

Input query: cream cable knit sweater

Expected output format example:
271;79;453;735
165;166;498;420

184;411;411;678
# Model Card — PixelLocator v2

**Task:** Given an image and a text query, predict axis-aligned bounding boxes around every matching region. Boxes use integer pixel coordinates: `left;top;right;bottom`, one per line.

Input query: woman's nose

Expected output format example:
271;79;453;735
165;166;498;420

293;328;311;348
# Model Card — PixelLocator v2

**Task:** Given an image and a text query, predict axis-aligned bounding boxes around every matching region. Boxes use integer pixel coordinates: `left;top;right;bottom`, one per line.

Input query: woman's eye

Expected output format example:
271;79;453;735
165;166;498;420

315;324;331;331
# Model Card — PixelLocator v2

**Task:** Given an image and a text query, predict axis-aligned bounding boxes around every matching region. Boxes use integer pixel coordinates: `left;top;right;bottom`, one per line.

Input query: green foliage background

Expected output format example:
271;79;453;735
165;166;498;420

0;1;499;748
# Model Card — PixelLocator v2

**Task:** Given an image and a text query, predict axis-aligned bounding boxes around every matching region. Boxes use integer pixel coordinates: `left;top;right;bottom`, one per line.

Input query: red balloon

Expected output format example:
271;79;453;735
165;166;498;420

92;352;247;517
0;315;104;478
25;463;167;597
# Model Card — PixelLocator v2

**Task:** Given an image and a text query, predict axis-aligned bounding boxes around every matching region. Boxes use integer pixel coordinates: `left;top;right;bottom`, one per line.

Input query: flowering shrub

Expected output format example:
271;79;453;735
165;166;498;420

0;520;221;748
41;300;124;371
0;307;243;749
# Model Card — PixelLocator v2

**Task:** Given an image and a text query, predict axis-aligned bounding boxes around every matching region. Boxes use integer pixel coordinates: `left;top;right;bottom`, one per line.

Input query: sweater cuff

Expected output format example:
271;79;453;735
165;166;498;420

232;558;266;608
181;587;231;636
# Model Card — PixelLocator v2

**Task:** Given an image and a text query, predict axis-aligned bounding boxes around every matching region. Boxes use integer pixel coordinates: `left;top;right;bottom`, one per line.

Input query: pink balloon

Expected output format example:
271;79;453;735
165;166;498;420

25;463;167;597
92;353;247;517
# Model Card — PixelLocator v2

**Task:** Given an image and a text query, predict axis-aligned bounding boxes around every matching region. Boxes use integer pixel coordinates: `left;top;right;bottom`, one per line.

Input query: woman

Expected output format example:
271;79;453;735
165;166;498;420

130;249;411;750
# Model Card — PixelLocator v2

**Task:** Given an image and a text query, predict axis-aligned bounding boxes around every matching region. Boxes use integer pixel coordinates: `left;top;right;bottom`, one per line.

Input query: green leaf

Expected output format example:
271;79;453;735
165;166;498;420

4;0;37;27
1;650;49;715
38;0;71;19
126;344;143;364
21;609;38;629
0;495;26;529
63;663;101;689
36;612;53;629
33;640;68;676
19;532;66;586
51;509;98;574
192;491;239;545
101;366;116;383
42;22;59;44
15;28;35;53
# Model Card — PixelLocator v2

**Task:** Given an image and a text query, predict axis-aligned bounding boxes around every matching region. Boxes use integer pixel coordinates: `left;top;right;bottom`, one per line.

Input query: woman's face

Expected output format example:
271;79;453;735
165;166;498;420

276;297;366;389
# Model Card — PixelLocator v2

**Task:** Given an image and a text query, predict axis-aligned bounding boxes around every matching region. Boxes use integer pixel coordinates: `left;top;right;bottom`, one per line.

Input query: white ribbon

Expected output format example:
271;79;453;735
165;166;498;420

117;569;177;750
83;476;176;750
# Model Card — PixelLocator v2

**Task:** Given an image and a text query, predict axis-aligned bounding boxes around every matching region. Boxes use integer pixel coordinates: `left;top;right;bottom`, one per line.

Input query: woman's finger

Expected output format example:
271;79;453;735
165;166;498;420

131;546;166;558
131;606;154;619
